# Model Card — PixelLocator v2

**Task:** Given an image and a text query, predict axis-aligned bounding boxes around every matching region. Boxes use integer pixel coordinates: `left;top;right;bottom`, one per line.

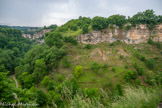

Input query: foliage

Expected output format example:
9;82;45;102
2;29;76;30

92;16;108;30
62;57;71;68
124;70;138;82
134;63;144;75
0;72;15;103
125;25;132;31
0;28;33;73
63;36;78;45
84;44;92;49
36;90;48;106
107;14;126;28
91;62;100;73
73;65;83;78
41;76;50;86
84;88;99;98
145;59;155;70
114;84;123;96
57;74;65;82
45;32;63;48
45;24;57;30
82;24;89;34
129;9;159;30
111;86;162;108
119;55;124;59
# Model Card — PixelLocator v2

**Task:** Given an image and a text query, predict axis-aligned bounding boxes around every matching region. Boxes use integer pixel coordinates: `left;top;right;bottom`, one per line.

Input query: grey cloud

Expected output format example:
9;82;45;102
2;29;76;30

0;0;161;26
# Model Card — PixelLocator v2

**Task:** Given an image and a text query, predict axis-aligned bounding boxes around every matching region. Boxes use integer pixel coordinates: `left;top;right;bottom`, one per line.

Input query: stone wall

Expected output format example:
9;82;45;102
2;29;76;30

77;24;162;44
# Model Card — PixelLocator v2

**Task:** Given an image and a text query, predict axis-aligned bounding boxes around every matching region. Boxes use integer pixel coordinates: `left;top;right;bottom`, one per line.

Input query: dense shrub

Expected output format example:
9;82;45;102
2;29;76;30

41;76;50;86
114;84;123;96
91;62;100;73
73;65;83;78
134;63;144;75
45;32;63;48
62;57;70;68
84;88;99;98
92;16;108;30
36;90;48;106
124;70;138;81
82;24;89;34
119;55;124;59
145;59;155;70
125;25;132;31
84;44;92;49
135;53;146;61
57;74;65;82
63;36;78;45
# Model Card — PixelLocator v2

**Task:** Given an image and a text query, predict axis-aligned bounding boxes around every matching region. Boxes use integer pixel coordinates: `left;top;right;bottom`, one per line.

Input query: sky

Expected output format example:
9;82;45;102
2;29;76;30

0;0;162;27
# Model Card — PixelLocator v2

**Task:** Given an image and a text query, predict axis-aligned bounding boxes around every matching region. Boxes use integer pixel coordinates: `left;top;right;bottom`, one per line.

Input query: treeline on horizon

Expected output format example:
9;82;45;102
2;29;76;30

53;9;162;35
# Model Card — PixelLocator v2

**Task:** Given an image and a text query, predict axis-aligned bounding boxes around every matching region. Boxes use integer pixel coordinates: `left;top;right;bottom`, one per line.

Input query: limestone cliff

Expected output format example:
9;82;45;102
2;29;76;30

77;24;162;44
23;29;51;39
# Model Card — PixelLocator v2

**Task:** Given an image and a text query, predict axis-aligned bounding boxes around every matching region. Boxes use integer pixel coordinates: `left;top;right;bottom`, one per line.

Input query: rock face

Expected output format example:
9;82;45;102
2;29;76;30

23;29;51;39
77;24;162;44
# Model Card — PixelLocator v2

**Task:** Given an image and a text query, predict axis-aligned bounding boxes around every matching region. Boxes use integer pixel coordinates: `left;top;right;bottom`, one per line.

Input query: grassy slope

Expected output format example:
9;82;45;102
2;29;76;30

50;42;162;88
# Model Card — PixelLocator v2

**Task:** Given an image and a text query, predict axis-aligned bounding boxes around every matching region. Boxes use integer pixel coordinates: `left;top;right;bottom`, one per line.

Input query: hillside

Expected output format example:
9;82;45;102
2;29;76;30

0;9;162;108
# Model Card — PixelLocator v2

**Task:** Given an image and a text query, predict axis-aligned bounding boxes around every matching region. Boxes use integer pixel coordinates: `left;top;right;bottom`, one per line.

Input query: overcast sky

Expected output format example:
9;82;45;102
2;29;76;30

0;0;162;27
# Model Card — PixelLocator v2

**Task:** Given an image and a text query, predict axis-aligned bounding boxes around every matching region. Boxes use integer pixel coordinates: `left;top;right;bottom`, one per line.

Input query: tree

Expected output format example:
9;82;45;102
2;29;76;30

63;36;78;45
36;90;48;106
82;24;89;34
41;76;50;86
23;74;34;88
33;59;47;83
107;14;126;28
0;72;15;103
45;32;63;48
92;16;108;30
73;65;83;78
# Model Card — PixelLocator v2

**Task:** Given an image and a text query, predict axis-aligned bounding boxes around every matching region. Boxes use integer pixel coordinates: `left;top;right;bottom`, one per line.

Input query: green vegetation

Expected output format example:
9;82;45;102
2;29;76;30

0;9;162;108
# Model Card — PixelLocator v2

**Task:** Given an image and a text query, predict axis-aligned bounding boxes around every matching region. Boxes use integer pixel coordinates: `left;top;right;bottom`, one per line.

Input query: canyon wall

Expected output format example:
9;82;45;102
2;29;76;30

23;29;51;39
77;24;162;44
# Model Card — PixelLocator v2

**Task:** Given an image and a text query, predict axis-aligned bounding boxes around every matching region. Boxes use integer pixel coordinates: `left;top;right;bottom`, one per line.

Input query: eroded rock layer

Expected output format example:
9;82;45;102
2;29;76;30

77;24;162;44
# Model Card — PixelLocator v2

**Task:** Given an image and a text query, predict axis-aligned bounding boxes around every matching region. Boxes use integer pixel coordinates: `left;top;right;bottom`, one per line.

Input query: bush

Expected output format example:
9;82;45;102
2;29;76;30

91;62;100;73
84;44;91;49
36;90;48;106
119;55;124;59
84;88;99;98
63;36;78;45
112;67;116;72
136;53;146;61
73;65;83;78
114;84;123;96
125;25;132;31
41;76;50;86
82;24;89;34
134;63;144;75
125;65;128;69
145;59;155;70
57;74;65;82
62;57;70;68
124;70;138;82
47;81;55;91
45;32;63;48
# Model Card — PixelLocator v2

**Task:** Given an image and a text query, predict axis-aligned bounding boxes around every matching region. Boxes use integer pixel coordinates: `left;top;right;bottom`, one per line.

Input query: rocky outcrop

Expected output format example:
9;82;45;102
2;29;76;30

77;24;162;44
23;29;51;39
